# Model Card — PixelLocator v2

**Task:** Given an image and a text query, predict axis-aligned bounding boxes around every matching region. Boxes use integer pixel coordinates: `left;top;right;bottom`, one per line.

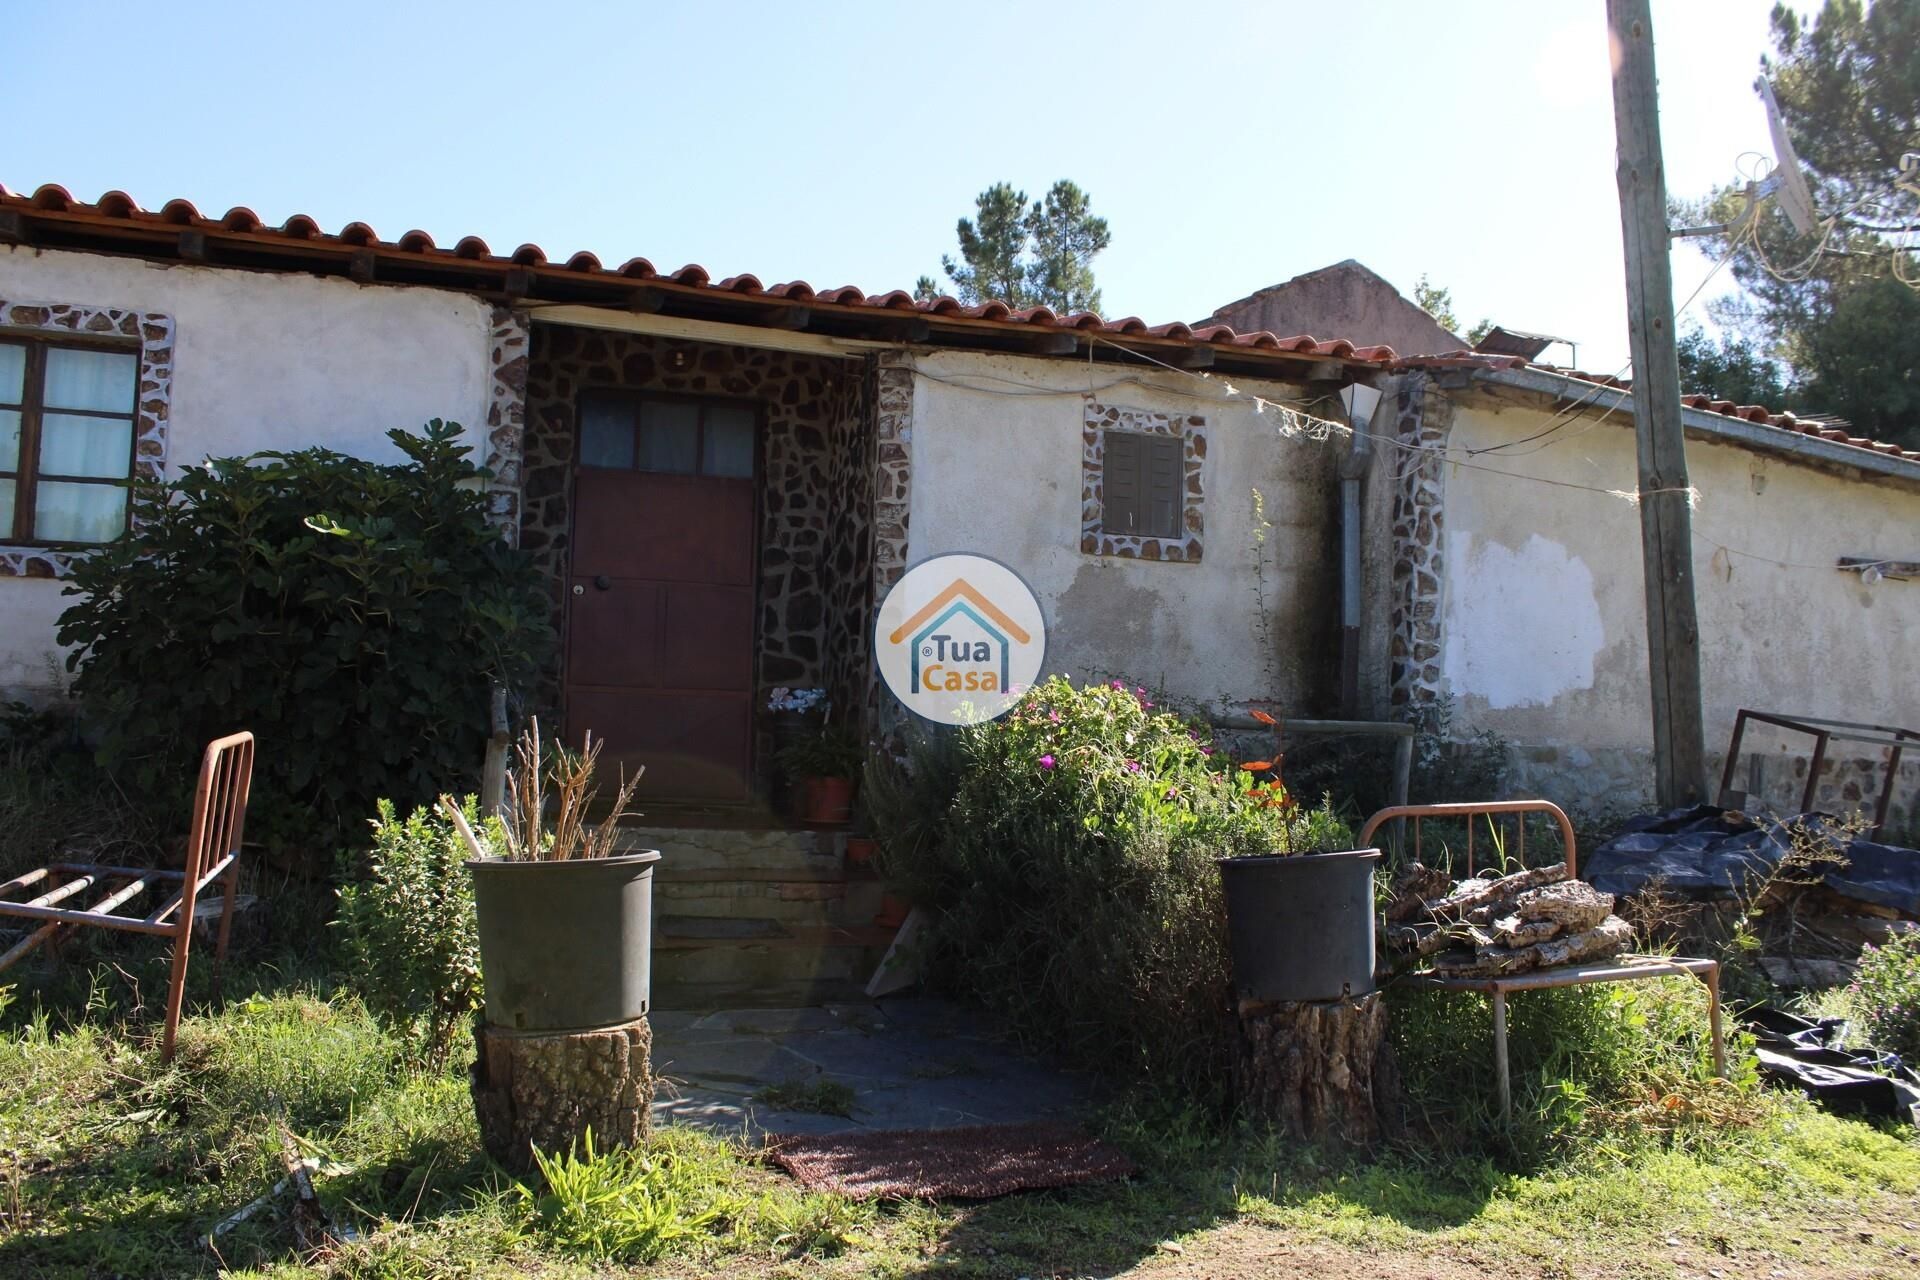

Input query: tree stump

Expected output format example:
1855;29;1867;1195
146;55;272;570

470;1016;653;1173
1233;994;1398;1147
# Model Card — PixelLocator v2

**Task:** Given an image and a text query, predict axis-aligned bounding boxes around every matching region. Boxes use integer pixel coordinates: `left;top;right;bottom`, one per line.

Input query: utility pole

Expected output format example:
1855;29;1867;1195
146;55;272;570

1608;0;1706;809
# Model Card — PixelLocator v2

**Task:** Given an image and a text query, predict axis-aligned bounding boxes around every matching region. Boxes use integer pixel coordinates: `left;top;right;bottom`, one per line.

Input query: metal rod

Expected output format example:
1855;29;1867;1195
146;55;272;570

23;875;100;910
0;867;52;898
0;921;59;971
0;899;174;934
1707;963;1726;1079
1492;990;1511;1127
1803;729;1830;812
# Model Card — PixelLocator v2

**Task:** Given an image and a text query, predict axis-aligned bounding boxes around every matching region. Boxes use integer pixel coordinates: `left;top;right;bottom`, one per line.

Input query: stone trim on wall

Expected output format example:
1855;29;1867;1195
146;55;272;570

872;352;913;597
1387;374;1450;709
0;299;175;579
1079;401;1207;562
483;307;531;544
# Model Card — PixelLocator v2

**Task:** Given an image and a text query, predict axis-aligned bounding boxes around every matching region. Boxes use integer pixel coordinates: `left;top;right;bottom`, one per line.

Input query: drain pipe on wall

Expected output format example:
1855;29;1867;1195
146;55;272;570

1338;381;1383;716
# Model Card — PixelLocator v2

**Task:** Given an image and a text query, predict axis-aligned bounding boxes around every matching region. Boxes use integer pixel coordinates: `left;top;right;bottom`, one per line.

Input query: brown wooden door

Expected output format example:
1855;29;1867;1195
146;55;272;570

565;393;758;804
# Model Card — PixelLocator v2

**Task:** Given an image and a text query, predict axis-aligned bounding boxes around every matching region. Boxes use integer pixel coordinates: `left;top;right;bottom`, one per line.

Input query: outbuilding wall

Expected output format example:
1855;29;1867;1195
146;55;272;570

1421;392;1920;829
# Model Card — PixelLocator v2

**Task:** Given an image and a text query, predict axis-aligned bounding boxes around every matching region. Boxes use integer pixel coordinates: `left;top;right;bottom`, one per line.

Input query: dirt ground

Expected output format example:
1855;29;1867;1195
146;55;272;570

1115;1200;1920;1280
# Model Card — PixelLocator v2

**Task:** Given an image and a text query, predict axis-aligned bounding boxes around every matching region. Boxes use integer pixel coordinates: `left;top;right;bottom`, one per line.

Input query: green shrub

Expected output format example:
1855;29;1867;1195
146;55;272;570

868;676;1350;1097
1853;931;1920;1064
335;798;488;1064
1391;975;1758;1160
56;420;550;855
521;1127;866;1263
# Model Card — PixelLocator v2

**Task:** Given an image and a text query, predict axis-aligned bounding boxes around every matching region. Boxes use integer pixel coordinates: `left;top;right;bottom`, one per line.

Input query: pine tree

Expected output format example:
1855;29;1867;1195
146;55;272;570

916;180;1112;313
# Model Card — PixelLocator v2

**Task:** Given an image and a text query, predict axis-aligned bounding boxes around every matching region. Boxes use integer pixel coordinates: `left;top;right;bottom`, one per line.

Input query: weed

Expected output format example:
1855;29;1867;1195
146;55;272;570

755;1077;858;1117
1851;929;1920;1062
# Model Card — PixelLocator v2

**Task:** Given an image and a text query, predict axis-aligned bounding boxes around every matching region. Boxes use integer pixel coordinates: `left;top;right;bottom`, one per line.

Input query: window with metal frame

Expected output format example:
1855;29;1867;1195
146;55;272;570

0;335;141;545
576;391;757;479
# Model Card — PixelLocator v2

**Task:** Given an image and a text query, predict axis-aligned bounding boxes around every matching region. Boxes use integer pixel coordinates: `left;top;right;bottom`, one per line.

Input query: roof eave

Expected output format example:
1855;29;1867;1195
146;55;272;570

1461;364;1920;492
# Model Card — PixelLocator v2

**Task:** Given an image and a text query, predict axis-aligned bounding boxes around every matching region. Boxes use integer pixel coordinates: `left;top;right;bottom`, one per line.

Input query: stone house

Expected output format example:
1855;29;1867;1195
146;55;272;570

3;183;1918;995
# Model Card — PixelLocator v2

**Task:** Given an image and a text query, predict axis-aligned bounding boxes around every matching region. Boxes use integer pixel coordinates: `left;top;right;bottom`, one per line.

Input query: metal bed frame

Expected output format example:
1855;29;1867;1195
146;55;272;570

0;731;253;1061
1360;799;1725;1123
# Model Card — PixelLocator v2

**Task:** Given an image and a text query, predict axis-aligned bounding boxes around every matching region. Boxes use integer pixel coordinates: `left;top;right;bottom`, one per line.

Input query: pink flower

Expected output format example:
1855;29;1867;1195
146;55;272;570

1125;760;1141;772
1200;746;1215;756
1049;710;1061;723
1111;679;1127;690
1039;754;1057;770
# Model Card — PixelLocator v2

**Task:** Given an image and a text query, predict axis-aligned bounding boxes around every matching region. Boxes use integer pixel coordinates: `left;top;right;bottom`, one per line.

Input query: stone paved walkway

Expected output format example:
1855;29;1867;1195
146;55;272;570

649;997;1091;1138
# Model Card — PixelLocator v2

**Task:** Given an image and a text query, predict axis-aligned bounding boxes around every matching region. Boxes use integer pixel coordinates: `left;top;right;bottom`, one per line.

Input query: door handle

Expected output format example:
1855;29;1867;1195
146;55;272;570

594;575;612;591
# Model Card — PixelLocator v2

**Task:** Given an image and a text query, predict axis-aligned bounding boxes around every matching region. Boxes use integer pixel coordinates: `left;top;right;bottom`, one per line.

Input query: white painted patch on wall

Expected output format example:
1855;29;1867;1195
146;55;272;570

1442;532;1605;709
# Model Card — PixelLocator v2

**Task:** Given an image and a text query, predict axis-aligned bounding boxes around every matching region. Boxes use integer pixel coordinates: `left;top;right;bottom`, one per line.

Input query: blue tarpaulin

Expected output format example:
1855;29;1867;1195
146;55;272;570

1585;806;1920;917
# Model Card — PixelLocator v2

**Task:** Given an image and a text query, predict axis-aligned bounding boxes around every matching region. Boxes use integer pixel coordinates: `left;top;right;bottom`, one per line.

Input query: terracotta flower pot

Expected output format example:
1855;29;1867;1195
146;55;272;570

801;775;854;825
874;892;910;928
844;836;877;867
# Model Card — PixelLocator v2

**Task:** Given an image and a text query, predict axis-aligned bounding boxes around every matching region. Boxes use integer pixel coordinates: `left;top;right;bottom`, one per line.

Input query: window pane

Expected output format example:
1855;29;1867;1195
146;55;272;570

34;481;127;543
579;397;635;469
0;343;23;404
43;348;139;413
637;401;698;474
702;405;755;477
0;409;19;472
0;479;13;537
39;413;133;478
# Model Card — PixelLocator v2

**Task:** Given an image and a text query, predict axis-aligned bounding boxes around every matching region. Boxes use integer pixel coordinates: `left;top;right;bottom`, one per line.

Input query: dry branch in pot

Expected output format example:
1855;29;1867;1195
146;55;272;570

440;717;642;861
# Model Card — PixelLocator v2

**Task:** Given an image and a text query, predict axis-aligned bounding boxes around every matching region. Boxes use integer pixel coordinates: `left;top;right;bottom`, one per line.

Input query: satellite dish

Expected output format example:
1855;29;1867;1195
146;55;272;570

1757;77;1820;236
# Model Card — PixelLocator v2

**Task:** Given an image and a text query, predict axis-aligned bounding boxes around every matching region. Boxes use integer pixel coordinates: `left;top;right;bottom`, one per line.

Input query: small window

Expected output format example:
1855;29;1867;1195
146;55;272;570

0;336;140;545
578;392;755;479
1100;431;1182;539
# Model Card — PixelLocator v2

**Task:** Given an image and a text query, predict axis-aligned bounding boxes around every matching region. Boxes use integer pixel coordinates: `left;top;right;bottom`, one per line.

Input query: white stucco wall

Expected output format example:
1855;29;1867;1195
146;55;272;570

905;350;1345;712
1434;396;1920;819
0;246;495;700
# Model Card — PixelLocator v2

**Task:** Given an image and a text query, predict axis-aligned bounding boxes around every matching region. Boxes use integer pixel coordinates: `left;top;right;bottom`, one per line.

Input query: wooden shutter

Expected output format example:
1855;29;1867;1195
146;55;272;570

1143;436;1182;538
1102;430;1144;533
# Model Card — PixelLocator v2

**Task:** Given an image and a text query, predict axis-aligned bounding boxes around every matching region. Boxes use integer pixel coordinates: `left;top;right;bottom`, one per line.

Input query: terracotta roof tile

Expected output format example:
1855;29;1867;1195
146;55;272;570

5;182;1912;465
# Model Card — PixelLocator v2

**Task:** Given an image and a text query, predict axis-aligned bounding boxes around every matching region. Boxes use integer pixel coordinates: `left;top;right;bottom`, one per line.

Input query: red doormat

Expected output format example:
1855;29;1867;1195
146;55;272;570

765;1122;1136;1200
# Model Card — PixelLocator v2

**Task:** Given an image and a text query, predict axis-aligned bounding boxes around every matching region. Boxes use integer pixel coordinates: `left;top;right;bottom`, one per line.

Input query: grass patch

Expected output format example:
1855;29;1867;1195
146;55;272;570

0;958;1915;1279
755;1077;858;1118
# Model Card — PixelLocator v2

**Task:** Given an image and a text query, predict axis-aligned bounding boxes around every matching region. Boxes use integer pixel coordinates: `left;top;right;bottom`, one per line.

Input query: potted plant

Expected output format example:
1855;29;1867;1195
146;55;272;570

1216;708;1380;1004
442;719;658;1034
765;687;828;813
776;723;864;826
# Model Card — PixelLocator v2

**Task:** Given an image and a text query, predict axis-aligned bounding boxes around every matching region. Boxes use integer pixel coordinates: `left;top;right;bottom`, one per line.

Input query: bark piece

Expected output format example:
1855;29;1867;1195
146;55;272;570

1431;863;1570;922
1490;881;1615;944
471;1017;653;1174
1430;914;1634;978
1233;994;1399;1147
1385;862;1452;924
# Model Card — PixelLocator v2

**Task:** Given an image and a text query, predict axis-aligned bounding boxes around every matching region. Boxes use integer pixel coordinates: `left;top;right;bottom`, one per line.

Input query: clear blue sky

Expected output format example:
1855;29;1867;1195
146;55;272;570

8;0;1790;371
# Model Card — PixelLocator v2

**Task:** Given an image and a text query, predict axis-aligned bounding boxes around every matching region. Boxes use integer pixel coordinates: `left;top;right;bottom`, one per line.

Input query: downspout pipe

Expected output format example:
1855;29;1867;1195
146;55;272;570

1338;383;1382;716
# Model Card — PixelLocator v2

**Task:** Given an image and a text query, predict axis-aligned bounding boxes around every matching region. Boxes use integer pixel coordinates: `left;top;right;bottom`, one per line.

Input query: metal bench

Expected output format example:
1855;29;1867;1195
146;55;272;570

1360;799;1725;1123
0;731;254;1061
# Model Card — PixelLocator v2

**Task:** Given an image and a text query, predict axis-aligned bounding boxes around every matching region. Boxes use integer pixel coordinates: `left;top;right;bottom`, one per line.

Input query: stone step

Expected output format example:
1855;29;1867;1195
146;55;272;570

650;917;897;1010
620;826;842;877
651;868;889;929
653;878;849;927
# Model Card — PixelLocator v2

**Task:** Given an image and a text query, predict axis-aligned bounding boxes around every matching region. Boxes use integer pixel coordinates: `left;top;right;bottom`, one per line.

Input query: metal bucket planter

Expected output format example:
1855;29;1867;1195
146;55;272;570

1218;848;1381;1003
467;850;661;1033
